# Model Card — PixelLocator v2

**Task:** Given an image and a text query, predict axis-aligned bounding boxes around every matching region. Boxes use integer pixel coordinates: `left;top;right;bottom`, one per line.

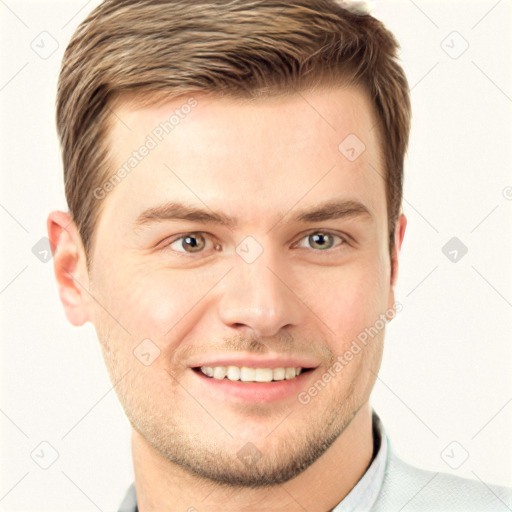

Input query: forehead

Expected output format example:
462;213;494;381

100;86;385;233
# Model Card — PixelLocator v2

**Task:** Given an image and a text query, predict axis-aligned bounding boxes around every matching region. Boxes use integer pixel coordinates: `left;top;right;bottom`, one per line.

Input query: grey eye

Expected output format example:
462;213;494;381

307;232;335;250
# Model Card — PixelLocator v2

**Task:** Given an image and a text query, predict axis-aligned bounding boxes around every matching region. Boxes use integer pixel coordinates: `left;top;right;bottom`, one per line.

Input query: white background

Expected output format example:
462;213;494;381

1;0;511;510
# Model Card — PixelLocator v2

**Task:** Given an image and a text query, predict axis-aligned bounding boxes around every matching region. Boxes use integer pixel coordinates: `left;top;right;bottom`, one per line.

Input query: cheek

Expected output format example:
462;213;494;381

299;256;390;352
91;260;225;348
89;265;212;401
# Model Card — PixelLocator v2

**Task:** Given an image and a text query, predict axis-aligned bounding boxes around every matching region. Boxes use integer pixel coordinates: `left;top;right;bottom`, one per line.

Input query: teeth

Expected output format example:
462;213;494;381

285;368;296;380
227;366;241;381
199;366;305;382
201;366;214;377
213;366;227;379
273;367;285;380
255;368;273;382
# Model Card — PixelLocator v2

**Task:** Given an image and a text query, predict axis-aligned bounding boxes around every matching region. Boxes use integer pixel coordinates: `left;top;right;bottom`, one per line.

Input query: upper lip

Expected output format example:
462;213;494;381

188;355;320;369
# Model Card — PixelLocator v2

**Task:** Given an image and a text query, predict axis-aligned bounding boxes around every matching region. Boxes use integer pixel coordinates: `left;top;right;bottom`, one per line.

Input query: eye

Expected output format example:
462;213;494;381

295;231;345;251
167;232;210;253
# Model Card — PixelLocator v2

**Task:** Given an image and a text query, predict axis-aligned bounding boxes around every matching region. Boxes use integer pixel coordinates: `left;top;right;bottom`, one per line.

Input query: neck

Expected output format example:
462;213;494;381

131;402;374;512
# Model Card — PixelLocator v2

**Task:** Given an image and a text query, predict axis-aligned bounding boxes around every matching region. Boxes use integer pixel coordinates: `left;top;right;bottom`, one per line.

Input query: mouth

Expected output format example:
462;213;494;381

195;365;314;383
187;355;320;402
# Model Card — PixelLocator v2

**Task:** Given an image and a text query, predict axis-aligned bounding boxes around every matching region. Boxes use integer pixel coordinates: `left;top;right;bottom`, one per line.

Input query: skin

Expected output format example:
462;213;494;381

48;86;406;512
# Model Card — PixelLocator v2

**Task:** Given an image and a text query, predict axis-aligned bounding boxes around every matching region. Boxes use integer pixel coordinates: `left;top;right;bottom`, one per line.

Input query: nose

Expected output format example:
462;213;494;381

217;248;303;337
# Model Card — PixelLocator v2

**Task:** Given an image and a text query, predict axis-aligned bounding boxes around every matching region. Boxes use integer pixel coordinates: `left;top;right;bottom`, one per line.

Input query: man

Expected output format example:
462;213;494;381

47;0;512;510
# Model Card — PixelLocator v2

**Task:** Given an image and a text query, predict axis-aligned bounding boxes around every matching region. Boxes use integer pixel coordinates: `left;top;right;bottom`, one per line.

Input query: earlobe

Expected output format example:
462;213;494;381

47;211;92;326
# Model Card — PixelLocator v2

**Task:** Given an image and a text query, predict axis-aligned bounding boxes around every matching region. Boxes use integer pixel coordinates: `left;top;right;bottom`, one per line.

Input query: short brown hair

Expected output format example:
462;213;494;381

56;0;411;266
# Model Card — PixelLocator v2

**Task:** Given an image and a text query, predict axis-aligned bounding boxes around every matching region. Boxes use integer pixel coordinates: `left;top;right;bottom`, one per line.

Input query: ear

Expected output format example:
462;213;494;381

47;211;92;326
387;213;407;309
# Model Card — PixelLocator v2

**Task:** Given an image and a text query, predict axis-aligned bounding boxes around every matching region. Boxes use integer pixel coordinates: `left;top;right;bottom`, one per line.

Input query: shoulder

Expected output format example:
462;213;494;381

372;444;512;511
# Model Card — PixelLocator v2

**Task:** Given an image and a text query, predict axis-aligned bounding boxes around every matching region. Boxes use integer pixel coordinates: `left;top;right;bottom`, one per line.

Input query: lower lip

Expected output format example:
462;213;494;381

191;368;316;403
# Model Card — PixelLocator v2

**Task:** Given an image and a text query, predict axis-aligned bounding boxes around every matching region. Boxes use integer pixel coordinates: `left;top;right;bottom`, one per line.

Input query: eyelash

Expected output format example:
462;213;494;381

161;231;349;256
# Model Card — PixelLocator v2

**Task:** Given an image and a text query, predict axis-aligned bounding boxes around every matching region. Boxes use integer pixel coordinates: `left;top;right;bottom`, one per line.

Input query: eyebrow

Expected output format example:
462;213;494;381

133;199;373;229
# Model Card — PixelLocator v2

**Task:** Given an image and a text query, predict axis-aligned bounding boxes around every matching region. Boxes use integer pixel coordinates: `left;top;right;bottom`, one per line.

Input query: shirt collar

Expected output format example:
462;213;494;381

330;409;388;512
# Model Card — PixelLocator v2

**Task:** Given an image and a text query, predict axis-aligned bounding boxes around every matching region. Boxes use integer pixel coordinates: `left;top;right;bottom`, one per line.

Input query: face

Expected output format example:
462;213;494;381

79;87;401;486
